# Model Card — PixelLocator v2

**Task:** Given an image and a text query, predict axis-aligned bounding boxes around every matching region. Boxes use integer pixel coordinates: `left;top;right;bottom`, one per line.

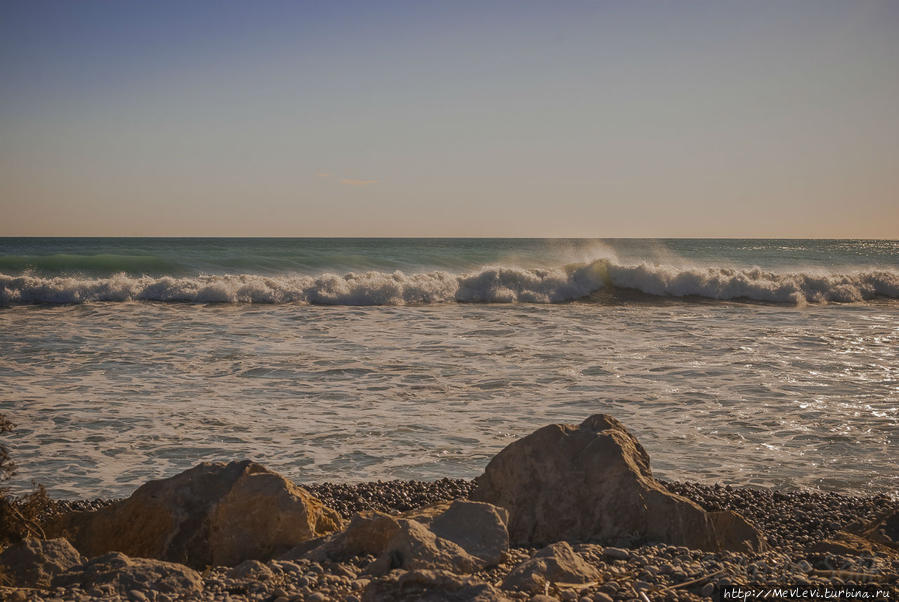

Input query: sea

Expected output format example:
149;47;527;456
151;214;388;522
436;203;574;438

0;238;897;499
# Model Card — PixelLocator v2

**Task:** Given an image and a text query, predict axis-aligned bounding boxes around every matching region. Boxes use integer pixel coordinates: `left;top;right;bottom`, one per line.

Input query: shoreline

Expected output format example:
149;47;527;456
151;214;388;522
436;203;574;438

51;477;897;535
26;478;895;601
4;415;898;601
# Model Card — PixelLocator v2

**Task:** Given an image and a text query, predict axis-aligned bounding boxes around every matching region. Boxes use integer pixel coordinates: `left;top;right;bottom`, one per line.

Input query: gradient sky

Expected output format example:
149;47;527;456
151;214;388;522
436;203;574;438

1;0;897;237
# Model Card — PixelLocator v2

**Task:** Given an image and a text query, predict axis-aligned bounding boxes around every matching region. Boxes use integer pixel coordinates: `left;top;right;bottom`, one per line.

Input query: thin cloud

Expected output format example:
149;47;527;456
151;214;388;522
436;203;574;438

316;171;330;178
341;178;378;187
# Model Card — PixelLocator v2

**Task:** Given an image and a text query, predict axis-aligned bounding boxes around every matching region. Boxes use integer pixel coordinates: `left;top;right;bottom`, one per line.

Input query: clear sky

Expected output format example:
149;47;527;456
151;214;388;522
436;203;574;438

1;0;897;237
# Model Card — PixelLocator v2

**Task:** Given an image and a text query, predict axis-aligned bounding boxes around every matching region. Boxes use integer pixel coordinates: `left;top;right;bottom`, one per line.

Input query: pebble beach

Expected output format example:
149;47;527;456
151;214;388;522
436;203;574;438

4;476;895;602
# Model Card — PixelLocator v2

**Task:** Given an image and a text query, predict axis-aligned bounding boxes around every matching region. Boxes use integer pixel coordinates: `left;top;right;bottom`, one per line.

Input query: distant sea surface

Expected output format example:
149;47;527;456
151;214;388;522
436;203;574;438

1;238;897;498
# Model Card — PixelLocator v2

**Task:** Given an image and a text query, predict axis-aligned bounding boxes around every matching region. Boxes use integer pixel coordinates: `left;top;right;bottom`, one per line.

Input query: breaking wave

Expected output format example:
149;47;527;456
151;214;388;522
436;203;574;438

1;261;898;306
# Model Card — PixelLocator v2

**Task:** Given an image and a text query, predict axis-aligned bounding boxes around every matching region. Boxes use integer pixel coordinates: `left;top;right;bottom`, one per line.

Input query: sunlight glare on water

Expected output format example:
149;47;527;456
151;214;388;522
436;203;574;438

1;299;896;498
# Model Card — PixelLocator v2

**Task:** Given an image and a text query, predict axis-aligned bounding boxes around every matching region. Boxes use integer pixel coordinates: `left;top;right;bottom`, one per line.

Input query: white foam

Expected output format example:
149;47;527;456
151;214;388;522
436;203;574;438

1;261;897;306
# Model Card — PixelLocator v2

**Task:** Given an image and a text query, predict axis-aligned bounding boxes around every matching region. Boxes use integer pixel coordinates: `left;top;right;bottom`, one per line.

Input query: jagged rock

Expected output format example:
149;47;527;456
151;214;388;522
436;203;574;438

811;531;896;557
362;569;511;601
48;460;343;568
810;515;899;558
51;552;202;595
811;509;899;558
369;519;479;575
472;414;765;552
289;511;402;562
846;508;899;551
0;537;85;588
501;541;601;593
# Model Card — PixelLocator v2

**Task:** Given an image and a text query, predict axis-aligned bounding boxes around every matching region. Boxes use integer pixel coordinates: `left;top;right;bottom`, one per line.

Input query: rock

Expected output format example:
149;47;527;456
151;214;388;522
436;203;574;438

846;508;899;551
501;542;601;593
402;501;452;525
290;511;402;562
229;559;275;580
472;414;765;552
362;569;511;601
427;500;509;566
369;519;479;575
0;537;85;588
48;460;343;567
298;499;509;572
811;531;898;557
3;591;29;602
603;547;630;561
811;509;899;558
51;552;203;595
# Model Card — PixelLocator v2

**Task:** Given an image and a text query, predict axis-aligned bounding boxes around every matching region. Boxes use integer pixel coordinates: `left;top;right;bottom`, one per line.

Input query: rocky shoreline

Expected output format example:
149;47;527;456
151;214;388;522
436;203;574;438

2;415;897;602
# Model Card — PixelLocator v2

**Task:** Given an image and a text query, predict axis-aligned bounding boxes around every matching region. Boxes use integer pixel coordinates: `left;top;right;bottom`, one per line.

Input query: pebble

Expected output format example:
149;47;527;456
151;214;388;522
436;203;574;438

20;479;898;602
603;547;631;560
303;477;474;519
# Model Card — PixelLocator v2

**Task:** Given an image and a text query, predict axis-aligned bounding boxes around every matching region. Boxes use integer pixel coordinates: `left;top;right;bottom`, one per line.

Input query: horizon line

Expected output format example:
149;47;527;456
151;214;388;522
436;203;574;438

0;235;897;241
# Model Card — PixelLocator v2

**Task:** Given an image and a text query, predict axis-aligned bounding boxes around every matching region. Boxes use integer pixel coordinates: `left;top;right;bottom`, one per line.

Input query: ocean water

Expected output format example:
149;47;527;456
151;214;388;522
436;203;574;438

0;238;897;498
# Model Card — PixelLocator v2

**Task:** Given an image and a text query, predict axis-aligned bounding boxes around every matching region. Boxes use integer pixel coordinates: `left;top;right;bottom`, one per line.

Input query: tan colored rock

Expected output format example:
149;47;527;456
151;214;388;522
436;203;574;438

810;509;899;558
0;589;30;602
502;541;601;593
428;500;509;566
369;519;479;575
846;508;899;551
49;460;342;567
51;552;202;595
292;511;402;562
472;414;765;552
228;559;275;580
0;537;85;588
296;500;509;573
811;531;897;557
402;502;450;524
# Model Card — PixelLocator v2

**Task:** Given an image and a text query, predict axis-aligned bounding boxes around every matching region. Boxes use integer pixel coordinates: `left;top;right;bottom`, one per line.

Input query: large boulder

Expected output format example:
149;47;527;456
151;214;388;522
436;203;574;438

0;537;85;588
472;414;765;552
51;552;202;596
49;460;343;567
502;541;601;593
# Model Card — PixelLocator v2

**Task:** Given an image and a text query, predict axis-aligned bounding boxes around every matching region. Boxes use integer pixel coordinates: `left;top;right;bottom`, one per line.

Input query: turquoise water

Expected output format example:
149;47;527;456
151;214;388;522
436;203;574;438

1;238;898;277
0;238;897;497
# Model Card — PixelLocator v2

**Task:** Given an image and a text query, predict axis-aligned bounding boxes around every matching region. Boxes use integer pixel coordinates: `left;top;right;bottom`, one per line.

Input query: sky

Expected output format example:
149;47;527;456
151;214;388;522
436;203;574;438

1;0;897;238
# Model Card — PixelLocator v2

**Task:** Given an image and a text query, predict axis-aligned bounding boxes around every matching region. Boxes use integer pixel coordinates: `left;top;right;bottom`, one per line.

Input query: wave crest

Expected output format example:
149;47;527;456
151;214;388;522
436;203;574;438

1;261;897;306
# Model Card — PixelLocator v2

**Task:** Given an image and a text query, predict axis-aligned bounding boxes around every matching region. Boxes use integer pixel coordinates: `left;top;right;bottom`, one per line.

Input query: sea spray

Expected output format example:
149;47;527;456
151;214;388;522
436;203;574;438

2;261;897;306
